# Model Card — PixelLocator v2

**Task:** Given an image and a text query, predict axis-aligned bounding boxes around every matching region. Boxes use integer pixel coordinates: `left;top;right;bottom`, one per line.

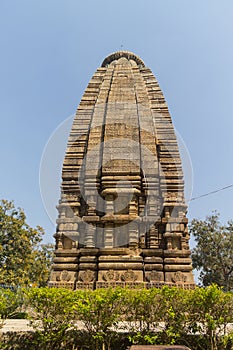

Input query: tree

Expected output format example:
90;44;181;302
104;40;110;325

0;199;53;287
190;212;233;291
28;243;54;287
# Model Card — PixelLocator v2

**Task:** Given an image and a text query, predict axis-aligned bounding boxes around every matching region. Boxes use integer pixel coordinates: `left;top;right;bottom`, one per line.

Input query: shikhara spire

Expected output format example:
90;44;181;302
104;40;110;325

49;51;195;289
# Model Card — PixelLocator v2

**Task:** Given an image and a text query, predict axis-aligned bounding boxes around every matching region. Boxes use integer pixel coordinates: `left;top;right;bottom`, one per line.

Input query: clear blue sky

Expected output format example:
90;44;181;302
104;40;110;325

0;0;233;245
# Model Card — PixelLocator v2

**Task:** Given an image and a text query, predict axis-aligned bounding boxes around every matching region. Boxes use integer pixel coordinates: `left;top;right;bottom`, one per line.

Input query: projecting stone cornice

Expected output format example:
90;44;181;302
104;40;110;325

101;51;145;67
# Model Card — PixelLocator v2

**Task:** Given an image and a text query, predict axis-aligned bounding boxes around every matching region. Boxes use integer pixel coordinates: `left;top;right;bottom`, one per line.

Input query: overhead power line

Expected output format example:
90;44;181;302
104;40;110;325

190;184;233;202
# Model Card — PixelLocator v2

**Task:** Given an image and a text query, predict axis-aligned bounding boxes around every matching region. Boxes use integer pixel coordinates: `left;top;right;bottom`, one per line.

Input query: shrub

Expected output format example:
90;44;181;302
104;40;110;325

73;287;127;350
24;287;79;350
1;285;233;350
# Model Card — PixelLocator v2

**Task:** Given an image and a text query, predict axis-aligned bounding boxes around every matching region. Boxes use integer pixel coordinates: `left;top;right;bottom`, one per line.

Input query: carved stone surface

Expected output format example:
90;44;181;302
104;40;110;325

121;270;137;282
172;271;187;283
56;270;71;282
103;270;120;281
78;270;95;283
49;51;195;290
146;270;163;282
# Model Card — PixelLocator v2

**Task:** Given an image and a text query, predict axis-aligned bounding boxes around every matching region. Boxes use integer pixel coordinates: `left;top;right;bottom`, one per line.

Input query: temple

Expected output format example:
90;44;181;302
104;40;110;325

49;51;195;289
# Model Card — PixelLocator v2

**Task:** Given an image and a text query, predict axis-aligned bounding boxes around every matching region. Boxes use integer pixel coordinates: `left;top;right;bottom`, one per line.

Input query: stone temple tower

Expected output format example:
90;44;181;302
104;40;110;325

49;51;195;290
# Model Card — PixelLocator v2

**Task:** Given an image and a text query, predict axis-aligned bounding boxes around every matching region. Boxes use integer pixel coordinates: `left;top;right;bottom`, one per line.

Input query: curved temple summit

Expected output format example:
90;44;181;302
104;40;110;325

49;51;195;289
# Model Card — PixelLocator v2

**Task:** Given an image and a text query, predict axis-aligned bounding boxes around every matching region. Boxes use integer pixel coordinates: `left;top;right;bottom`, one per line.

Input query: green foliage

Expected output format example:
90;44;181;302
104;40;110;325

0;288;22;329
124;288;164;344
73;287;127;350
0;285;233;349
24;287;78;349
187;285;233;350
0;200;53;287
190;212;233;291
159;286;191;345
28;243;54;287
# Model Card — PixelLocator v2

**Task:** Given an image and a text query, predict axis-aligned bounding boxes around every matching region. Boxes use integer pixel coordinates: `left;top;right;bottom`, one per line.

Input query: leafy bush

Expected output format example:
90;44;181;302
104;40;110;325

24;287;79;349
73;287;127;350
0;288;23;329
124;288;164;345
0;285;232;350
187;285;233;350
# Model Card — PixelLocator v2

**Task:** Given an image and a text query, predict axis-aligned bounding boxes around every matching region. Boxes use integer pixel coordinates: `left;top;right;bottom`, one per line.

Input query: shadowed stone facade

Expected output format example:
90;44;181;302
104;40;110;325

49;51;195;290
